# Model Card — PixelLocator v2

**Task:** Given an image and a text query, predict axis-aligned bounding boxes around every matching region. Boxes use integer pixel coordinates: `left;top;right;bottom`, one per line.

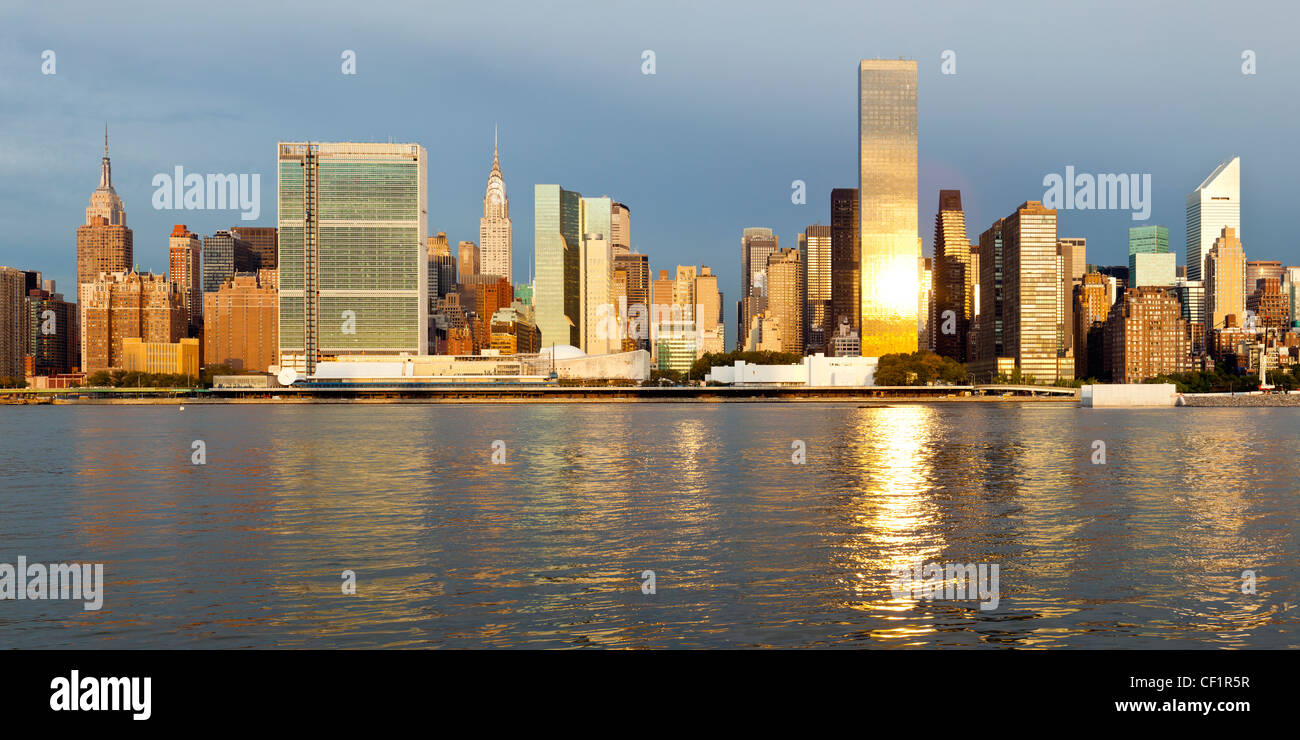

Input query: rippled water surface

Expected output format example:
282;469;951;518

1;403;1297;648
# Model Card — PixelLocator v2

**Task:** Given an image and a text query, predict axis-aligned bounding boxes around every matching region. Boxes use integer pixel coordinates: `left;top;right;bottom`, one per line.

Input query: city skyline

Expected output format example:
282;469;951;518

4;1;1295;312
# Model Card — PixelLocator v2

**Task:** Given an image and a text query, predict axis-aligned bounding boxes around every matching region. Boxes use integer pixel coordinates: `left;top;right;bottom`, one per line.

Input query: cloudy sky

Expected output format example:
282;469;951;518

2;0;1295;312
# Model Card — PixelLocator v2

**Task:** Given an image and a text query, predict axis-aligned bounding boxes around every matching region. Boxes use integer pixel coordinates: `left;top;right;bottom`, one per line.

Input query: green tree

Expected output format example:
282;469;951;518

875;351;967;386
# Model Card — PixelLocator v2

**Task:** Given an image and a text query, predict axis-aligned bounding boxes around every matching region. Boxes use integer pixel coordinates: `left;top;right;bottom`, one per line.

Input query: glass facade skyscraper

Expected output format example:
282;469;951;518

1185;156;1240;283
277;142;428;369
534;184;581;348
858;59;918;356
1129;225;1173;287
580;196;613;354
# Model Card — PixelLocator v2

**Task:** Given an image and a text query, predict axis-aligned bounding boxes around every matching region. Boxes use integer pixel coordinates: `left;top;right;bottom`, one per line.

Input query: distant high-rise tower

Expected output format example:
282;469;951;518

767;248;805;355
1205;226;1247;331
277;142;428;371
0;267;27;378
830;188;860;340
230;226;278;271
803;224;832;354
1129;225;1174;287
858;59;919;356
739;228;778;349
611;202;630;252
427;235;458;305
85;125;126;228
1073;271;1113;379
613;249;650;352
932;190;973;361
971;219;1004;379
459;240;480;279
1000;201;1072;382
534;184;582;347
168;225;202;331
480;132;513;281
1186;157;1240;283
77;128;133;365
202;230;257;296
580;196;614;354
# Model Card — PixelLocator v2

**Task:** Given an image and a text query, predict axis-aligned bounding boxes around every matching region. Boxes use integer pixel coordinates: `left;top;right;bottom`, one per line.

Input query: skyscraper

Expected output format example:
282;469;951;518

1205;226;1246;331
1073;270;1113;379
580;196;614;354
971;219;1005;379
534;184;582;348
85;126;126;227
202;230;257;295
803;224;832;354
1129;225;1174;288
1247;278;1289;330
168;224;202;330
1104;287;1191;383
77;130;132;364
1000;201;1072;382
457;240;478;278
427;235;458;305
1060;237;1087;289
82;271;186;372
480;134;513;281
0;267;26;378
230;226;279;271
739;228;778;349
277;142;428;371
858;59;918;356
694;266;725;356
613;250;650;351
25;282;79;377
204;270;279;373
932;189;973;361
611;202;631;252
830;188;860;340
918;256;933;351
1186;156;1240;283
1246;260;1284;291
767;248;805;355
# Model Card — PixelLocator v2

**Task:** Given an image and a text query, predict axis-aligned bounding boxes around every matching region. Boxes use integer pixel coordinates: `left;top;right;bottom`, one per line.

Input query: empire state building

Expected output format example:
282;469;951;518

479;131;513;282
77;127;132;293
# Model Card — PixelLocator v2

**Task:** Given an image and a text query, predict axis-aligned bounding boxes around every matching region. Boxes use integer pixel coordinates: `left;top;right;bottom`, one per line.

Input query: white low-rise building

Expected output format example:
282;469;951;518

705;354;878;387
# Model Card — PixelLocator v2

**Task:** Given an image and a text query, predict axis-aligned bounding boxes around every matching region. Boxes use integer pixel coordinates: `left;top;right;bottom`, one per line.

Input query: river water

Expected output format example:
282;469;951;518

1;402;1296;648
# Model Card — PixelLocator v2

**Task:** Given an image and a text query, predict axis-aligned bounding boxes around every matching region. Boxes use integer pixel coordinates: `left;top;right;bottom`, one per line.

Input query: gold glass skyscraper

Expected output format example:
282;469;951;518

858;59;918;356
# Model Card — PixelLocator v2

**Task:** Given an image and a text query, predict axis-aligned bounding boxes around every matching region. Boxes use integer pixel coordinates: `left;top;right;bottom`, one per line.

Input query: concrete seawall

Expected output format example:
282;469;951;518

1180;394;1300;407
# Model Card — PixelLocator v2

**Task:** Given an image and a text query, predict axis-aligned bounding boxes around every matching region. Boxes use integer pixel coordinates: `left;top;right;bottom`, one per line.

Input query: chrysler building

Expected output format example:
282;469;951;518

479;130;512;281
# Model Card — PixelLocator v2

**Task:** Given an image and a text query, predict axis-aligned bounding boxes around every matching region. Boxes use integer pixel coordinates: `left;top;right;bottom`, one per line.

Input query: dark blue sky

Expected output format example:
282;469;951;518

2;0;1295;313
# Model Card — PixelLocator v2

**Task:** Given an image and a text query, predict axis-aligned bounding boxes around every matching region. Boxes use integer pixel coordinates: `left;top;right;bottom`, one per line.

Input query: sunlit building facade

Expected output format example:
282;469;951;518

1002;201;1072;382
534;184;582;348
277;142;429;370
858;59;918;356
1205;226;1246;331
1186;156;1240;283
767;248;805;355
480;138;513;280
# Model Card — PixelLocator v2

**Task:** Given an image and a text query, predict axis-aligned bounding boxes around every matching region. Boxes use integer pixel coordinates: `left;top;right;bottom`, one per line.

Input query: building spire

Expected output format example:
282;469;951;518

99;123;113;190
